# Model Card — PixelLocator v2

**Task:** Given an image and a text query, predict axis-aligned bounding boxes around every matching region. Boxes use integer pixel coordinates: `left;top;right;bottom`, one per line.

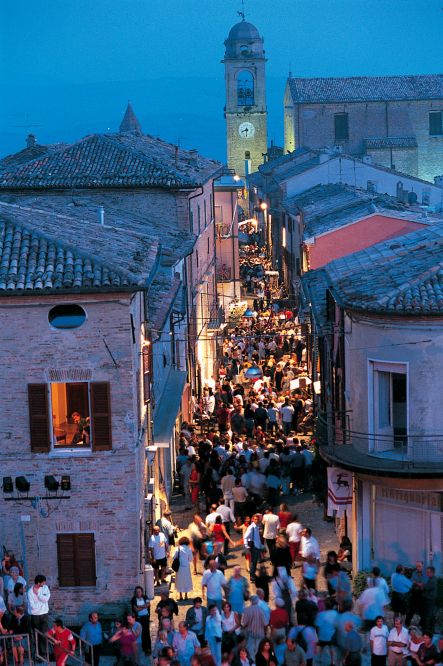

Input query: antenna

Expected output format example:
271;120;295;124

13;113;42;131
238;0;246;21
289;62;292;78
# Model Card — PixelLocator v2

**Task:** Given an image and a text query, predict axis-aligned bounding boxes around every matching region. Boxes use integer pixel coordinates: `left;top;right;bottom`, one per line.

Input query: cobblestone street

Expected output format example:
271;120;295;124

167;491;338;624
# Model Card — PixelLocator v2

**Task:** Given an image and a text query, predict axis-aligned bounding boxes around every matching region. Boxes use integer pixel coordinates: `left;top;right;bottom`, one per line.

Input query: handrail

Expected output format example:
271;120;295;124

316;412;443;464
0;632;33;666
35;627;94;666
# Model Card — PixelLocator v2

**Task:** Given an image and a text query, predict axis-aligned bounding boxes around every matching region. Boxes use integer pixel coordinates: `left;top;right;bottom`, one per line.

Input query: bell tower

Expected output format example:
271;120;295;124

223;17;268;178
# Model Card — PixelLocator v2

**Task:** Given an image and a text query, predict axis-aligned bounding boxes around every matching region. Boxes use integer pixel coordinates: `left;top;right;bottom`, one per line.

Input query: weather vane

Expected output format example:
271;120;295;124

238;0;246;21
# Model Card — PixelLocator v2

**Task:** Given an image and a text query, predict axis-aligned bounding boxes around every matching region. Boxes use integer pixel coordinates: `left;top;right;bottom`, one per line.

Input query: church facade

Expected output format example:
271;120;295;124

223;19;268;178
284;75;443;183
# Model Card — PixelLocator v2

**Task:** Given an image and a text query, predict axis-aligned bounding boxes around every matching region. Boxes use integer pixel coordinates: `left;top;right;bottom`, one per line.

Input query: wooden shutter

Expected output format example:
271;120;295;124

28;384;50;453
57;533;96;587
90;382;112;451
75;534;96;586
142;349;151;404
57;534;76;587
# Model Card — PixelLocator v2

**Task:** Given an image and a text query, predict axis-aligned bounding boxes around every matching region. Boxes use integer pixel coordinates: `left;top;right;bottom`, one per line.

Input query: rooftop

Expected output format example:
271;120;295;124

0;132;222;190
0;201;159;294
282;183;415;238
0;192;196;267
288;74;443;104
303;220;443;317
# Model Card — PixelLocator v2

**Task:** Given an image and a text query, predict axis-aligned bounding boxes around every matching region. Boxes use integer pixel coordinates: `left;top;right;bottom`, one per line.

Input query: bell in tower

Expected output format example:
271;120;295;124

222;17;268;178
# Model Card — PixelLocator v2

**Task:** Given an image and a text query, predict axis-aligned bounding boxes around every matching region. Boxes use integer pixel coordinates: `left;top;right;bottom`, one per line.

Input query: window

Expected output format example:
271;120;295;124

239;44;249;56
28;382;112;452
334;113;349;142
196;250;199;268
237;70;254;106
197;205;201;234
57;533;96;587
245;151;251;159
204;199;207;228
210;194;213;222
49;304;86;329
370;361;407;452
429;111;442;136
189;210;194;232
207;237;210;255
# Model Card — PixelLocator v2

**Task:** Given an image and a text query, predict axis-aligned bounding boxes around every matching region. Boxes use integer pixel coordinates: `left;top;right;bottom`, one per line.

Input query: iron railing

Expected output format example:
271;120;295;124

316;412;443;466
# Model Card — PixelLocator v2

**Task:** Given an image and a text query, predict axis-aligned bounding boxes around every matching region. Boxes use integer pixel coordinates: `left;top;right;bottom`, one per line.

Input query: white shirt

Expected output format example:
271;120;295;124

286;522;303;543
300;534;320;559
243;523;262;549
202;569;227;600
262;514;280;539
217;505;235;524
206;510;223;526
149;532;168;559
279;404;294;423
388;626;409;654
27;584;50;615
370;624;389;656
358;587;386;620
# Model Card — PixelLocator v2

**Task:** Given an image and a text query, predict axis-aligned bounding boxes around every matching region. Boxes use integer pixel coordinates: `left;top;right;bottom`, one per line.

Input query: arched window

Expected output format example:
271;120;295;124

237;70;254;106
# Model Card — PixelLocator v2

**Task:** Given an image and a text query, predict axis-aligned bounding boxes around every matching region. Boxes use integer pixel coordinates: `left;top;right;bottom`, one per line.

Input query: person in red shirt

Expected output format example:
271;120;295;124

277;503;292;530
47;619;76;666
269;598;290;641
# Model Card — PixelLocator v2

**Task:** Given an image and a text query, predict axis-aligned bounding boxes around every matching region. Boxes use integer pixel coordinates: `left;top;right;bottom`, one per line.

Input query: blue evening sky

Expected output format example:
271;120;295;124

1;0;442;161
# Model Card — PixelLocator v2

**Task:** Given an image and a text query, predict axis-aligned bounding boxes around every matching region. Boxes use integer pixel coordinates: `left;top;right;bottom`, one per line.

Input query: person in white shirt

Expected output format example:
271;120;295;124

243;514;263;582
366;567;390;606
279;399;295;436
262;508;280;558
370;616;389;666
387;617;409;666
149;526;169;585
27;574;51;656
286;516;303;564
358;586;388;630
300;527;320;561
216;499;236;556
202;559;228;611
206;505;223;527
220;471;236;511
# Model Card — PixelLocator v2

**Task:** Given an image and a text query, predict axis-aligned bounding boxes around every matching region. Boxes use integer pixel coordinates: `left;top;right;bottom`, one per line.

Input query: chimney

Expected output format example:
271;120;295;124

26;134;36;148
99;206;105;226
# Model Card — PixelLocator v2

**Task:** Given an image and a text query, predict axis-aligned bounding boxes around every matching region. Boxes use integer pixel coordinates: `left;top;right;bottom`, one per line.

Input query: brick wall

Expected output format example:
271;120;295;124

0;292;145;623
287;98;443;182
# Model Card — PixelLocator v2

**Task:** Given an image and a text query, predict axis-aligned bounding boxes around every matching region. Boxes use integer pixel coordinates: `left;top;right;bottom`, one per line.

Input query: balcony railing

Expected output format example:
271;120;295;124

316;412;443;467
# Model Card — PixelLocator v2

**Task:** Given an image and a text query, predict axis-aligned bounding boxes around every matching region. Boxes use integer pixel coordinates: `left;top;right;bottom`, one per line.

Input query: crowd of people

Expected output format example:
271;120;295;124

0;241;440;666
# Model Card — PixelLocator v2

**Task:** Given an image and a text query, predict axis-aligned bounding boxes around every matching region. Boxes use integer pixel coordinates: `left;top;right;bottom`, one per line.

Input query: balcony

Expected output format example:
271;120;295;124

316;413;443;477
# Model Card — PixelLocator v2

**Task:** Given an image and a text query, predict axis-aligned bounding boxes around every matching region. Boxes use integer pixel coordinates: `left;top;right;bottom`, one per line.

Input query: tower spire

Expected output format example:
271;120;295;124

119;101;142;134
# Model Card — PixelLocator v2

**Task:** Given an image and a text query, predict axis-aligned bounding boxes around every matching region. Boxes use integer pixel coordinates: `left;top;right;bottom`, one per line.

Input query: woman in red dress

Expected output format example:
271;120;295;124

277;503;292;530
188;463;201;510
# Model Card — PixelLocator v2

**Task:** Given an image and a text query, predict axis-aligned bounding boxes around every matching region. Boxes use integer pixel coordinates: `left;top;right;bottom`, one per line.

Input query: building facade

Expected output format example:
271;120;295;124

284;75;443;182
223;19;268;178
0;203;157;621
301;223;443;574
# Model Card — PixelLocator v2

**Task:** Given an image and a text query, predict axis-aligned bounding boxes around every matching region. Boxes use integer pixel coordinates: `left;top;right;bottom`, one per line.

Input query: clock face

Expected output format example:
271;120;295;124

238;122;255;139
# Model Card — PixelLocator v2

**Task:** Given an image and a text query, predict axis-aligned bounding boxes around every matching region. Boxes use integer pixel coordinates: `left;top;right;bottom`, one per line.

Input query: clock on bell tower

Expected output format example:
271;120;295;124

223;17;268;178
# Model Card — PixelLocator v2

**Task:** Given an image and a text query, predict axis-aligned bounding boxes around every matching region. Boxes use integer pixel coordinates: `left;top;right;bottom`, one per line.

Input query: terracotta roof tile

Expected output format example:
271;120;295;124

288;74;443;103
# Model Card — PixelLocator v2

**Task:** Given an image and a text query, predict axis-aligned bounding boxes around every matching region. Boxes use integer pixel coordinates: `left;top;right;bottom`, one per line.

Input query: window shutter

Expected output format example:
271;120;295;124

57;533;96;587
90;382;112;451
28;384;50;453
142;350;151;404
57;534;76;587
75;534;96;586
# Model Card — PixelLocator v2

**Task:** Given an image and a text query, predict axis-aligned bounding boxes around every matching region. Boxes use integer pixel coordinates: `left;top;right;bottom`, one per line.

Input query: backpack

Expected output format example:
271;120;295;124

277;579;293;614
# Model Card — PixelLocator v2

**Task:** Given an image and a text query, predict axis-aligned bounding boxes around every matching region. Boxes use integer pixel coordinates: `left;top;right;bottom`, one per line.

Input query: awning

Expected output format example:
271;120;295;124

153;369;188;448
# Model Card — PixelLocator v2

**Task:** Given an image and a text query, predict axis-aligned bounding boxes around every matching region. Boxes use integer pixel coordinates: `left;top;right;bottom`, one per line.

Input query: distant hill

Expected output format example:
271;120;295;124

0;76;286;162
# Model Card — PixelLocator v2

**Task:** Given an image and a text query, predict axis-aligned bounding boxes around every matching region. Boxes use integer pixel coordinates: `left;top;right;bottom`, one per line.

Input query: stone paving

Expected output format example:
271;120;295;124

166;490;339;624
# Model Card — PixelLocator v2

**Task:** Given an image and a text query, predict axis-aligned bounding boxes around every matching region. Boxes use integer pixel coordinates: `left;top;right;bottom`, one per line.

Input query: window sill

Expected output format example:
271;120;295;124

49;448;93;458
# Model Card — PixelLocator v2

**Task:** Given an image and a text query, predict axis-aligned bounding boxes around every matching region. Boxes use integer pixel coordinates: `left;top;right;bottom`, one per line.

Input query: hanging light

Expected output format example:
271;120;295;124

244;363;263;380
